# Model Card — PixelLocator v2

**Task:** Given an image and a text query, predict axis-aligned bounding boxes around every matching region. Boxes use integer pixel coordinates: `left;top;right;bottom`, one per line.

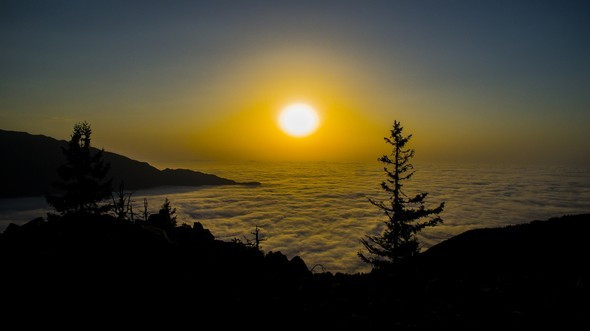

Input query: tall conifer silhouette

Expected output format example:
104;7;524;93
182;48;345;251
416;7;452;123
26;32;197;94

47;122;112;216
360;121;444;267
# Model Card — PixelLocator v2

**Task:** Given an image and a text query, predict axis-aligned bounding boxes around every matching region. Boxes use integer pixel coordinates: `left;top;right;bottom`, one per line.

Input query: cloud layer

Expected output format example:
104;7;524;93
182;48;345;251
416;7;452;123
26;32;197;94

2;162;589;273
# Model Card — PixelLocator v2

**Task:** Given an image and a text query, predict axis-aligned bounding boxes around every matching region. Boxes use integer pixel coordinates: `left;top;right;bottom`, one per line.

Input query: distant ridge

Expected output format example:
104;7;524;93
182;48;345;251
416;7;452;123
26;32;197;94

0;129;259;198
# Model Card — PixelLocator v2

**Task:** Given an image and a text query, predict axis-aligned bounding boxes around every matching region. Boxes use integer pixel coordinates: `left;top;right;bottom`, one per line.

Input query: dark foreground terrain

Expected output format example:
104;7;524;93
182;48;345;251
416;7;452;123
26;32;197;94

1;214;588;327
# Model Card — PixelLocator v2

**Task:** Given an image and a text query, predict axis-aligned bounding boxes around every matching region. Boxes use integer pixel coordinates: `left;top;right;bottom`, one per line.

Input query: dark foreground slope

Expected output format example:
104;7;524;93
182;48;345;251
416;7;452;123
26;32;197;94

305;214;590;328
0;129;258;198
1;214;588;327
0;214;310;324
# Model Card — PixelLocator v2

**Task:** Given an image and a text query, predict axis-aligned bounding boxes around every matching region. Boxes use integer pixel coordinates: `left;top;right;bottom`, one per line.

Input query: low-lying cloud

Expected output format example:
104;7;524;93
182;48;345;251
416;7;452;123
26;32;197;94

1;162;589;274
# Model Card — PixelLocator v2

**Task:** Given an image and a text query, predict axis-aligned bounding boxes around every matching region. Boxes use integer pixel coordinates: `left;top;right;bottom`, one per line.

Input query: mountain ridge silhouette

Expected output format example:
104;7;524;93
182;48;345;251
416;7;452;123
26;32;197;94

0;129;259;198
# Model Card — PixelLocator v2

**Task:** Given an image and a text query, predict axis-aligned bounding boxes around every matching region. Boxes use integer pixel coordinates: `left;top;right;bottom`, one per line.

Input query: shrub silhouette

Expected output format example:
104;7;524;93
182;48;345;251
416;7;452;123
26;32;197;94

111;181;134;221
46;122;112;216
245;225;266;251
147;198;177;231
359;120;444;267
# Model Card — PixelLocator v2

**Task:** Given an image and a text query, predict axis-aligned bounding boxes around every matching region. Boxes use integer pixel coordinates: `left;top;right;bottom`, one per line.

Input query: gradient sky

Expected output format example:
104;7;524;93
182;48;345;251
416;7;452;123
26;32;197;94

2;0;589;165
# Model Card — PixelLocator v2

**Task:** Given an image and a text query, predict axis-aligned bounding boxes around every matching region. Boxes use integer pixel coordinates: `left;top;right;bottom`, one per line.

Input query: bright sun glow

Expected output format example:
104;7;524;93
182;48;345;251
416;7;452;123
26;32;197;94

278;103;320;137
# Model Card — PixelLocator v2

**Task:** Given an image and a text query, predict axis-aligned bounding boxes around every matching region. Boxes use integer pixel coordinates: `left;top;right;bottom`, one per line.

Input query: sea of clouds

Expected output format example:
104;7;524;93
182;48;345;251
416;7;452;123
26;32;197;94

1;162;589;273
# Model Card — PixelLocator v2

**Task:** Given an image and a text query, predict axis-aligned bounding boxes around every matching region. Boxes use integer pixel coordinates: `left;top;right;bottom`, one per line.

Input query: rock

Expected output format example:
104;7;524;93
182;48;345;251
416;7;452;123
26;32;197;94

192;222;214;242
168;222;215;244
22;217;45;229
3;223;21;235
290;255;312;276
266;251;289;266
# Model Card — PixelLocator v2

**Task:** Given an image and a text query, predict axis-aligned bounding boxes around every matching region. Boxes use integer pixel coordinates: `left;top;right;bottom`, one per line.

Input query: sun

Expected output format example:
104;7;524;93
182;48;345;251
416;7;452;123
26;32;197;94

278;103;320;137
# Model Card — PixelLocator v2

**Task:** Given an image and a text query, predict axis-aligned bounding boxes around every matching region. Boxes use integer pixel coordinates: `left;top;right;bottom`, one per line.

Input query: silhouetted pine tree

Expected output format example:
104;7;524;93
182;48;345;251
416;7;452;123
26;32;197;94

46;122;112;216
359;120;444;267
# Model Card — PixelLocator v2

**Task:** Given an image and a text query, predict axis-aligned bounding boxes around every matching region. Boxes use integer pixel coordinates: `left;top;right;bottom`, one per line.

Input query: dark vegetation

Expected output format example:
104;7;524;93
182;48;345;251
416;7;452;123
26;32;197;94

0;123;588;326
0;128;259;198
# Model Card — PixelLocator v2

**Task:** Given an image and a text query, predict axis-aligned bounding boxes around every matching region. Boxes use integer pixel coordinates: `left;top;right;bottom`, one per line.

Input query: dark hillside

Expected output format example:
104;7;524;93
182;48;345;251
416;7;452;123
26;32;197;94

1;214;588;327
0;129;257;198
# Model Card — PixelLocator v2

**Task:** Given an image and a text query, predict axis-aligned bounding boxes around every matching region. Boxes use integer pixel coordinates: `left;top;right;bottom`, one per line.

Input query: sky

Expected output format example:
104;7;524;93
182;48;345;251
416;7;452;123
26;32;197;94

1;0;589;166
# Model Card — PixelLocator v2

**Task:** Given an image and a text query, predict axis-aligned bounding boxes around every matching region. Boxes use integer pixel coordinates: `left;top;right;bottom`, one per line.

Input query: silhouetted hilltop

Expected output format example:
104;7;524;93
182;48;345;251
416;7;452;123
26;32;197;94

303;214;590;327
1;213;588;326
0;129;259;197
0;214;310;323
424;214;590;261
